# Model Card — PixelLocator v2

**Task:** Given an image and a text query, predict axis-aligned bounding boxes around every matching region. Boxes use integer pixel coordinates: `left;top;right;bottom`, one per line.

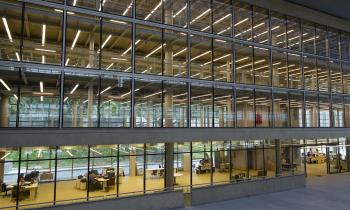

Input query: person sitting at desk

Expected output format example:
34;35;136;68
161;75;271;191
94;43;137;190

88;171;102;191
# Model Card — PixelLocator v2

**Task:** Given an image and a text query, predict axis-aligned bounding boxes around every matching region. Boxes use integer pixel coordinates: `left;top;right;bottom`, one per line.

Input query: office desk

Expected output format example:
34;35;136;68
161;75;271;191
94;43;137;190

145;168;164;178
95;178;109;191
173;173;183;185
22;182;38;200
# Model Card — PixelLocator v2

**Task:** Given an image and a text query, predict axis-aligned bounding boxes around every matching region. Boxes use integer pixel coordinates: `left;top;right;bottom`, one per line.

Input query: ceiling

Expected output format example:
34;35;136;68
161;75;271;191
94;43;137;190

287;0;350;21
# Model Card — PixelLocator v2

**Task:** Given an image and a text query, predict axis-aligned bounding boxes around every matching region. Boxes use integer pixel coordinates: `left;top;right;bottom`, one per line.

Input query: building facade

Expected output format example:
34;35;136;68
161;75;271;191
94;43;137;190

0;0;350;209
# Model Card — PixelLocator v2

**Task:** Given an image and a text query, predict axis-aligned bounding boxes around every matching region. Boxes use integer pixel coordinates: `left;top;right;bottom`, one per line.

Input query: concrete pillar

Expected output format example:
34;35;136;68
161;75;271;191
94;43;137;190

219;106;224;127
87;85;93;127
0;151;5;182
0;95;9;127
227;99;233;127
165;143;174;189
274;101;281;127
275;139;282;176
312;104;318;127
129;149;137;176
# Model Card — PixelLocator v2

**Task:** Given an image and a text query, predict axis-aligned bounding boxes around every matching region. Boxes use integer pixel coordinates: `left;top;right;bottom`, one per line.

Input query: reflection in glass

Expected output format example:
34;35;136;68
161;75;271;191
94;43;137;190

255;89;272;128
305;93;318;127
236;88;254;127
190;35;212;80
190;84;213;127
0;66;18;127
214;86;233;127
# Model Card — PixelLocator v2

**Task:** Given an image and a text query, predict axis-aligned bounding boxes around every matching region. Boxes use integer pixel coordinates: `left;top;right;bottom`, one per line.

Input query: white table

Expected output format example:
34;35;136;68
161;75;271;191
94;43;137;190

22;182;38;200
95;178;109;191
173;173;183;185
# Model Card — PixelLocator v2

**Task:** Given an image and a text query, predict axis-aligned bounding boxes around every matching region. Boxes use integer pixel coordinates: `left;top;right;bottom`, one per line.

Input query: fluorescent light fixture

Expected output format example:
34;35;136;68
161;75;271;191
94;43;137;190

100;86;111;95
101;34;112;49
111;57;127;61
64;97;68;102
15;52;20;61
124;66;131;72
214;54;230;62
213;14;231;25
40;96;44;102
66;150;74;157
253;22;265;29
144;91;163;99
0;152;11;160
123;2;133;16
83;99;88;104
13;94;18;100
235;18;248;26
42;24;46;46
106;63;114;70
65;58;70;66
191;9;211;24
73;0;77;6
145;43;165;58
103;99;113;104
41;55;45;64
71;30;81;50
235;57;249;63
144;0;162;20
0;79;11;91
70;83;79;94
173;4;187;18
40;81;44;93
191;51;210;61
110;19;127;25
90;148;102;155
122;39;140;56
218;26;231;35
2;17;12;42
35;48;56;53
271;25;280;31
173;48;187;57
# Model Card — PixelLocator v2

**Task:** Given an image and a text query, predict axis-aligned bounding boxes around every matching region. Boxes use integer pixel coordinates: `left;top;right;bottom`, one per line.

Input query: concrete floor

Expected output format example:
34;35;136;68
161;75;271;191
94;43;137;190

177;172;350;210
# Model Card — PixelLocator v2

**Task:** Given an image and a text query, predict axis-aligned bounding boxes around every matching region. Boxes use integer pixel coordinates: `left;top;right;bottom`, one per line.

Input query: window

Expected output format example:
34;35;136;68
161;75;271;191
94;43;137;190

136;0;162;23
214;86;234;127
254;47;270;86
305;93;318;127
319;94;330;127
340;32;350;61
288;53;302;89
271;12;286;48
190;83;213;127
252;6;269;44
0;66;18;127
344;97;350;128
329;60;342;93
190;35;212;80
19;67;61;127
22;3;62;65
274;91;289;127
255;89;272;128
190;0;211;33
332;96;344;127
68;0;100;11
101;19;132;72
103;0;133;17
0;0;22;62
66;13;100;69
192;141;211;187
317;58;329;92
343;62;350;94
303;56;317;91
302;21;315;54
328;28;340;59
287;16;301;51
135;25;162;75
315;25;327;57
272;50;287;88
212;0;232;37
235;44;253;84
213;39;233;82
164;0;187;27
289;91;303;127
236;88;254;127
234;2;252;40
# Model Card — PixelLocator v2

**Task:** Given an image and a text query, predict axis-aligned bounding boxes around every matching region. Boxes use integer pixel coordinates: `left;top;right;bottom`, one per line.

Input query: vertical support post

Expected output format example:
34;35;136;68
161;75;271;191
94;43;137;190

165;143;174;190
275;139;282;176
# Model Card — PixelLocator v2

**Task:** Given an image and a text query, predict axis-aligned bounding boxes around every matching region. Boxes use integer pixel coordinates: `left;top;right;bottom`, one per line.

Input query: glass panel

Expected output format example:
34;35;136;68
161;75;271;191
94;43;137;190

136;0;162;23
190;0;211;33
101;19;132;72
19;67;60;127
329;60;342;93
163;29;187;78
234;2;252;40
145;150;164;191
135;25;162;75
254;47;270;86
328;28;339;59
345;97;350;128
236;88;254;127
305;93;318;127
0;66;18;127
231;140;248;180
235;44;253;84
212;0;232;37
272;50;287;88
264;140;276;177
212;141;230;184
0;0;22;62
255;89;272;128
99;75;131;127
66;12;100;69
339;138;348;172
319;94;330;127
68;0;101;11
103;0;133;17
164;0;187;27
280;140;293;175
340;33;350;61
213;39;233;82
332;96;344;128
163;80;188;127
119;144;144;196
292;139;305;174
173;147;191;189
271;12;286;48
288;53;302;89
63;72;99;127
315;25;327;57
134;79;162;127
246;140;265;178
190;35;212;80
273;91;289;127
303;56;317;91
252;7;269;44
317;58;329;92
287;16;301;51
289;91;303;127
192;141;211;187
302;21;315;54
343;62;350;94
190;83;213;127
214;86;234;127
22;3;62;65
